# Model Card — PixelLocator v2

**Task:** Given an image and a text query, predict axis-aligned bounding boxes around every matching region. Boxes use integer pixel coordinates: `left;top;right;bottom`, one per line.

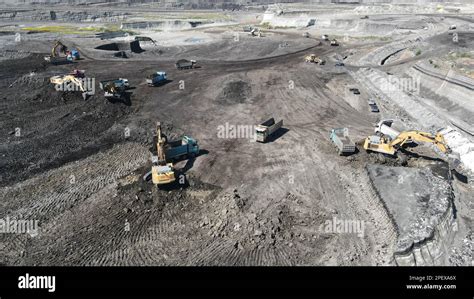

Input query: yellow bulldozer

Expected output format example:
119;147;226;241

151;122;176;186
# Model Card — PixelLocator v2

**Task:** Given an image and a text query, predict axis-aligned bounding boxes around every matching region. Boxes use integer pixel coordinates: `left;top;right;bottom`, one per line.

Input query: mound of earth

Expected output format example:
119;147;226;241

217;80;252;105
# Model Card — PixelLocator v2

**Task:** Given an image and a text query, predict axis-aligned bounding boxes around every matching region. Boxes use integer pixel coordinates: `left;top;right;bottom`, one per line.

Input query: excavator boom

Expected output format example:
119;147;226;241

364;130;451;156
388;131;450;153
151;122;176;185
52;41;67;57
50;74;92;100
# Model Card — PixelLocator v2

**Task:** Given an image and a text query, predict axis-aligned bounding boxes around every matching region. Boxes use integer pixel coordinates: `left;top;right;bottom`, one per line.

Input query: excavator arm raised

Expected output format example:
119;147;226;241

50;74;91;100
51;41;67;57
151;122;176;185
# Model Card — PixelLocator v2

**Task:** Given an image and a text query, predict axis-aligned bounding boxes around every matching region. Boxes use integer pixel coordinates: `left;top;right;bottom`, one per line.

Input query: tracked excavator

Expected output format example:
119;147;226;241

151;122;176;186
363;130;460;168
44;41;80;63
50;70;92;100
364;131;449;155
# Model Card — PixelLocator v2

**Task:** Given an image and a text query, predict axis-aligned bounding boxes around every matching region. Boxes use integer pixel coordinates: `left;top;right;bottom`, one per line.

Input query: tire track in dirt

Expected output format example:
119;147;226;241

0;143;150;265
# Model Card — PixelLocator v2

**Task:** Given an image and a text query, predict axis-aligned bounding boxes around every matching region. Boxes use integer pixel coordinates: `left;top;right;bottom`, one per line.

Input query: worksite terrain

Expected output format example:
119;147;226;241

0;2;472;266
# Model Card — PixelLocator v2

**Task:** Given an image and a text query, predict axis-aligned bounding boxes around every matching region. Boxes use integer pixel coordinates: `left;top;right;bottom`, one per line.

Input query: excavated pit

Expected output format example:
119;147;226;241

367;163;457;266
95;41;143;53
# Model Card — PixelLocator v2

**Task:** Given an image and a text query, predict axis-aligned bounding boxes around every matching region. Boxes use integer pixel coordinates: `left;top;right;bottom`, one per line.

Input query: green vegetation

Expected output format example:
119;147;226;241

415;49;422;56
21;25;101;34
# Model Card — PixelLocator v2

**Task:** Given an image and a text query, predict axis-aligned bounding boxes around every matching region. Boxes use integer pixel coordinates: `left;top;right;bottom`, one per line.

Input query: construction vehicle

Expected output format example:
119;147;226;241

375;119;400;140
99;78;129;90
368;100;379;113
102;83;125;99
175;59;197;70
68;69;85;78
349;88;360;94
330;128;356;155
305;54;324;64
99;78;129;99
250;28;262;37
146;72;167;86
330;39;339;46
363;130;450;156
165;136;199;160
44;41;80;64
50;70;92;100
151;122;176;185
243;25;253;32
255;118;283;143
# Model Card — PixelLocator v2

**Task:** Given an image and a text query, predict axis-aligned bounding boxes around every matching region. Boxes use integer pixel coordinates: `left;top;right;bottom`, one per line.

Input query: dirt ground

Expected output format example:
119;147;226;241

0;4;472;266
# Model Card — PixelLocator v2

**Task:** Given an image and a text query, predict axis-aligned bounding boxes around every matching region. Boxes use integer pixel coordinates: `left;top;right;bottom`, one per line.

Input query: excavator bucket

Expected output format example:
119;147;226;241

447;153;461;170
82;92;92;101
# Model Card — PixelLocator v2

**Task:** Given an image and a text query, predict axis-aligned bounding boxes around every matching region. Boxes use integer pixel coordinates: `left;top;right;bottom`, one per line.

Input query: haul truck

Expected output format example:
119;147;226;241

165;136;199;160
329;128;356;155
255;118;283;143
147;71;167;86
175;59;197;70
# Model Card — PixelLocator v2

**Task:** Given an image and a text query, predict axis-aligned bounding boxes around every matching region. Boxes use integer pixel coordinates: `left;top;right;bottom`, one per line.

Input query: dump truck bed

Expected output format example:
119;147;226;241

175;59;195;69
260;118;275;127
255;118;283;142
330;128;356;155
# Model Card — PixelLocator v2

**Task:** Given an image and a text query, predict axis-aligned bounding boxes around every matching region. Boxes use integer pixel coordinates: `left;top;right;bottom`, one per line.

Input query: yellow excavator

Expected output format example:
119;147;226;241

51;41;67;57
44;41;80;63
50;70;92;100
151;122;176;185
363;130;450;156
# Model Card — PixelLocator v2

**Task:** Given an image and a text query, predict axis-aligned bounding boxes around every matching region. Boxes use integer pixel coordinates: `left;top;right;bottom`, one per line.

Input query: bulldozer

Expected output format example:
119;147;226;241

50;70;92;100
151;122;176;186
304;54;324;64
